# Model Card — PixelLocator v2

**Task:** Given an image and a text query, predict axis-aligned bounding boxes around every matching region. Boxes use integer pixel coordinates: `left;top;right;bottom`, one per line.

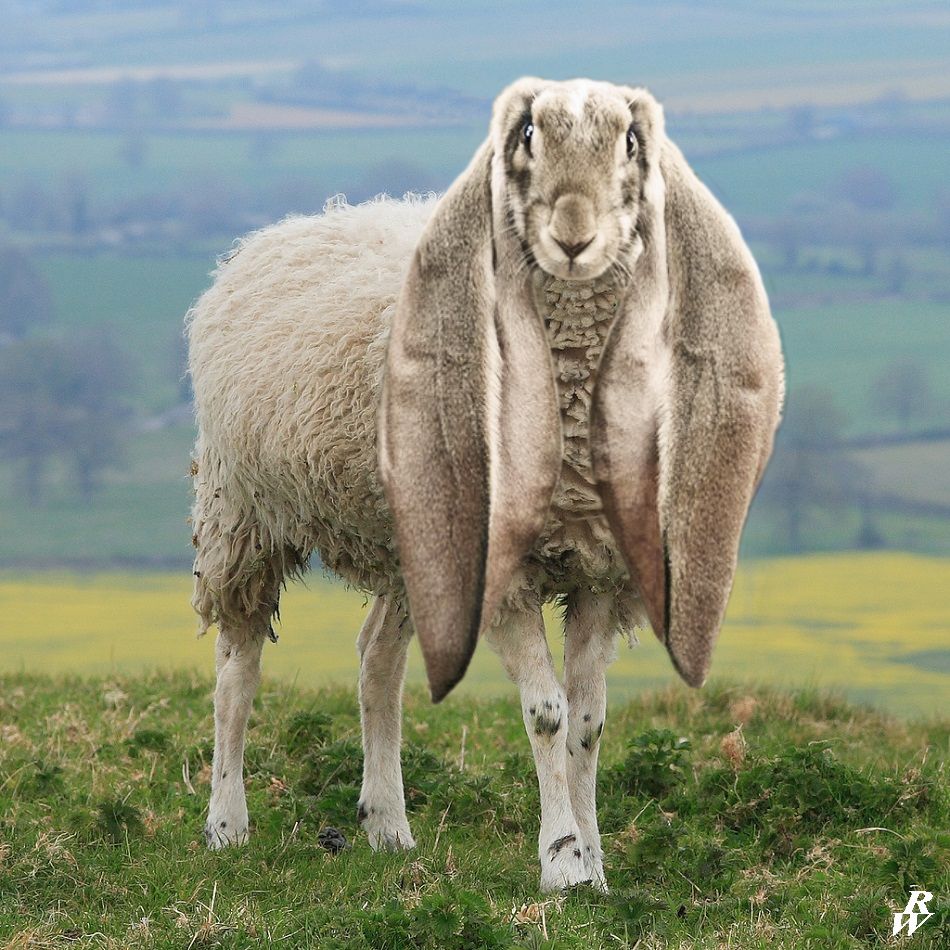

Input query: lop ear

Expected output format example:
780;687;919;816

379;144;561;702
593;140;784;688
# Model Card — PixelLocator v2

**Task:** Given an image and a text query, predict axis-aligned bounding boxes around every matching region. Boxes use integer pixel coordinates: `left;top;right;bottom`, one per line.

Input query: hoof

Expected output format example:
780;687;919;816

359;800;416;852
204;819;249;850
205;798;249;850
366;824;416;852
540;831;591;892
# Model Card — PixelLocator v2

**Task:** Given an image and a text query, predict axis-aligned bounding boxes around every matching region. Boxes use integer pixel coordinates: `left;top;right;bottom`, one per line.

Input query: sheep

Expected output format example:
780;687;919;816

187;77;784;892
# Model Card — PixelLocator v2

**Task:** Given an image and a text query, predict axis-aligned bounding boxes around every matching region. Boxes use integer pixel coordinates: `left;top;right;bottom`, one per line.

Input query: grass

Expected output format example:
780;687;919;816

1;553;948;718
0;672;946;948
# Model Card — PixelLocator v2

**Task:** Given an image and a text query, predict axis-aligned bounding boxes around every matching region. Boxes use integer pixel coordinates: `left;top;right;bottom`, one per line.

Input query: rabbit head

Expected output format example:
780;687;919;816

490;77;664;281
379;78;784;701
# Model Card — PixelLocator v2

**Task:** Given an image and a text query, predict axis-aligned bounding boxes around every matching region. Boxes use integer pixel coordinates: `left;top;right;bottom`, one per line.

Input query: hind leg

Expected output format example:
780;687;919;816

205;617;268;849
356;597;415;850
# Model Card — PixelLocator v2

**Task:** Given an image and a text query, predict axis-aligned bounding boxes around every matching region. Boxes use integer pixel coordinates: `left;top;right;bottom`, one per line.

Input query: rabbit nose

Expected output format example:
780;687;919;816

554;236;595;260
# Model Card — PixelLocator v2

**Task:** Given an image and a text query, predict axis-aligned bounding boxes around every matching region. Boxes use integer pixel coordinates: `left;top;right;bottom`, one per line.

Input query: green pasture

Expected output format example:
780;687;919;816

0;672;946;947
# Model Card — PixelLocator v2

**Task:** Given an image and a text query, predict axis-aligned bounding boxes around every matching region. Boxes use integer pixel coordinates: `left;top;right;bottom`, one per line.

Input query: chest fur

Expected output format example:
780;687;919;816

528;273;627;589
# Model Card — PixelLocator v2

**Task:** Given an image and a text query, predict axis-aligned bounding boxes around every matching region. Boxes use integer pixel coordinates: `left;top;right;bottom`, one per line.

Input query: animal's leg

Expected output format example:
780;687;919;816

205;615;267;849
357;597;415;851
563;590;619;891
486;597;589;891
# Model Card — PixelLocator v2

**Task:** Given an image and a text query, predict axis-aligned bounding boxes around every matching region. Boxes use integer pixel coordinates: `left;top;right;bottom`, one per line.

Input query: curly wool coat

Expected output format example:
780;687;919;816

188;198;433;636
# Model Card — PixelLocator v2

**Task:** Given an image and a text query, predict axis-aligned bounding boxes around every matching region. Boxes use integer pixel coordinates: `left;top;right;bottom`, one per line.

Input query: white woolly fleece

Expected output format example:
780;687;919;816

187;196;436;633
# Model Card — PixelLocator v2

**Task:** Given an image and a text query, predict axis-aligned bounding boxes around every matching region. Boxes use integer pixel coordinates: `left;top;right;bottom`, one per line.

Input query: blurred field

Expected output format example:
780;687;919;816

1;552;946;717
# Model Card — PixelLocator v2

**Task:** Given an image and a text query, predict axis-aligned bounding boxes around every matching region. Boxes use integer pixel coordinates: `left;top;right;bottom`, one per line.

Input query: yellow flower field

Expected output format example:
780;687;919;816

1;552;947;716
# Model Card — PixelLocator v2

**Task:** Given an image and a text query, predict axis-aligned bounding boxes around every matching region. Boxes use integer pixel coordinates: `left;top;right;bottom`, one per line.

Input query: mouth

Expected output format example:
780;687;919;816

533;247;613;281
533;230;613;281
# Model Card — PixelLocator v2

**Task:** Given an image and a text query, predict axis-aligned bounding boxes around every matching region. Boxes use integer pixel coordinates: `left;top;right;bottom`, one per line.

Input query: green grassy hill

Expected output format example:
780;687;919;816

0;673;946;947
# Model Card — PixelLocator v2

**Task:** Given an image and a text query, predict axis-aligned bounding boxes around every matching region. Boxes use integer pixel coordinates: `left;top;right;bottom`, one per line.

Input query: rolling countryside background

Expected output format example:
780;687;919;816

1;1;948;717
1;3;949;947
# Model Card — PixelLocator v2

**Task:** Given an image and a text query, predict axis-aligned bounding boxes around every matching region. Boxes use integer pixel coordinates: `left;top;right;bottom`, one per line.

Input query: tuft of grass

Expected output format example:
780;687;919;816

0;671;946;948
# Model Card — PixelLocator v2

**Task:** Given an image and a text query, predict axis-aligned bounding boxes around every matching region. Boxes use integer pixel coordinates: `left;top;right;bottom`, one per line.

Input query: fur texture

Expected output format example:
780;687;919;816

188;78;784;892
188;197;434;634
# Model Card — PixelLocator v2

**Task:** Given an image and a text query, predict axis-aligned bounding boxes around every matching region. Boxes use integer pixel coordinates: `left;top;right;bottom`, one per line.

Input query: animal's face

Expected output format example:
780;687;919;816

492;78;664;282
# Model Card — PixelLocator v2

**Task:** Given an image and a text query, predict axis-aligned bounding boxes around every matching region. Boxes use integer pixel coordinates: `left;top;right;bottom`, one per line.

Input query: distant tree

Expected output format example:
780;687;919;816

871;357;932;429
64;328;135;500
834;165;898;212
0;330;134;504
0;339;70;504
832;207;886;277
758;387;863;551
0;245;54;339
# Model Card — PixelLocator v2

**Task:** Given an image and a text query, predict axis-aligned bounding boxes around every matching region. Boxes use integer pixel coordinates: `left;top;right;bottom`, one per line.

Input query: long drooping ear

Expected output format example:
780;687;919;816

379;143;561;702
592;139;784;688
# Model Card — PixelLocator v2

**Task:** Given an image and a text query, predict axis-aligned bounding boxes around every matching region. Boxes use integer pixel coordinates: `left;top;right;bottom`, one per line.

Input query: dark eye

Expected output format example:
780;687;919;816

523;119;534;155
626;125;639;159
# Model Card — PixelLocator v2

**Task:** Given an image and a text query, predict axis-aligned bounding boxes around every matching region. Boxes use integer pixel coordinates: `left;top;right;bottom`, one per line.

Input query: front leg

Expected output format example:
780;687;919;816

564;589;624;890
356;597;415;851
486;596;589;892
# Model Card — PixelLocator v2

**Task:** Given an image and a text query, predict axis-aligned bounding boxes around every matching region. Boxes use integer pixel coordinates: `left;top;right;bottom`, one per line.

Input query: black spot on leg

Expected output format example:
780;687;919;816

580;721;605;752
568;747;574;756
221;771;228;779
532;698;562;736
548;833;577;858
534;714;562;736
573;848;582;859
220;821;227;828
357;802;369;823
583;713;591;723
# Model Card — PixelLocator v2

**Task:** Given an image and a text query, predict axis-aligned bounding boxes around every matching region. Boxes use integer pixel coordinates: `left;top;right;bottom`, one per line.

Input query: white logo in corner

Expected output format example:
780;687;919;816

892;889;933;937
